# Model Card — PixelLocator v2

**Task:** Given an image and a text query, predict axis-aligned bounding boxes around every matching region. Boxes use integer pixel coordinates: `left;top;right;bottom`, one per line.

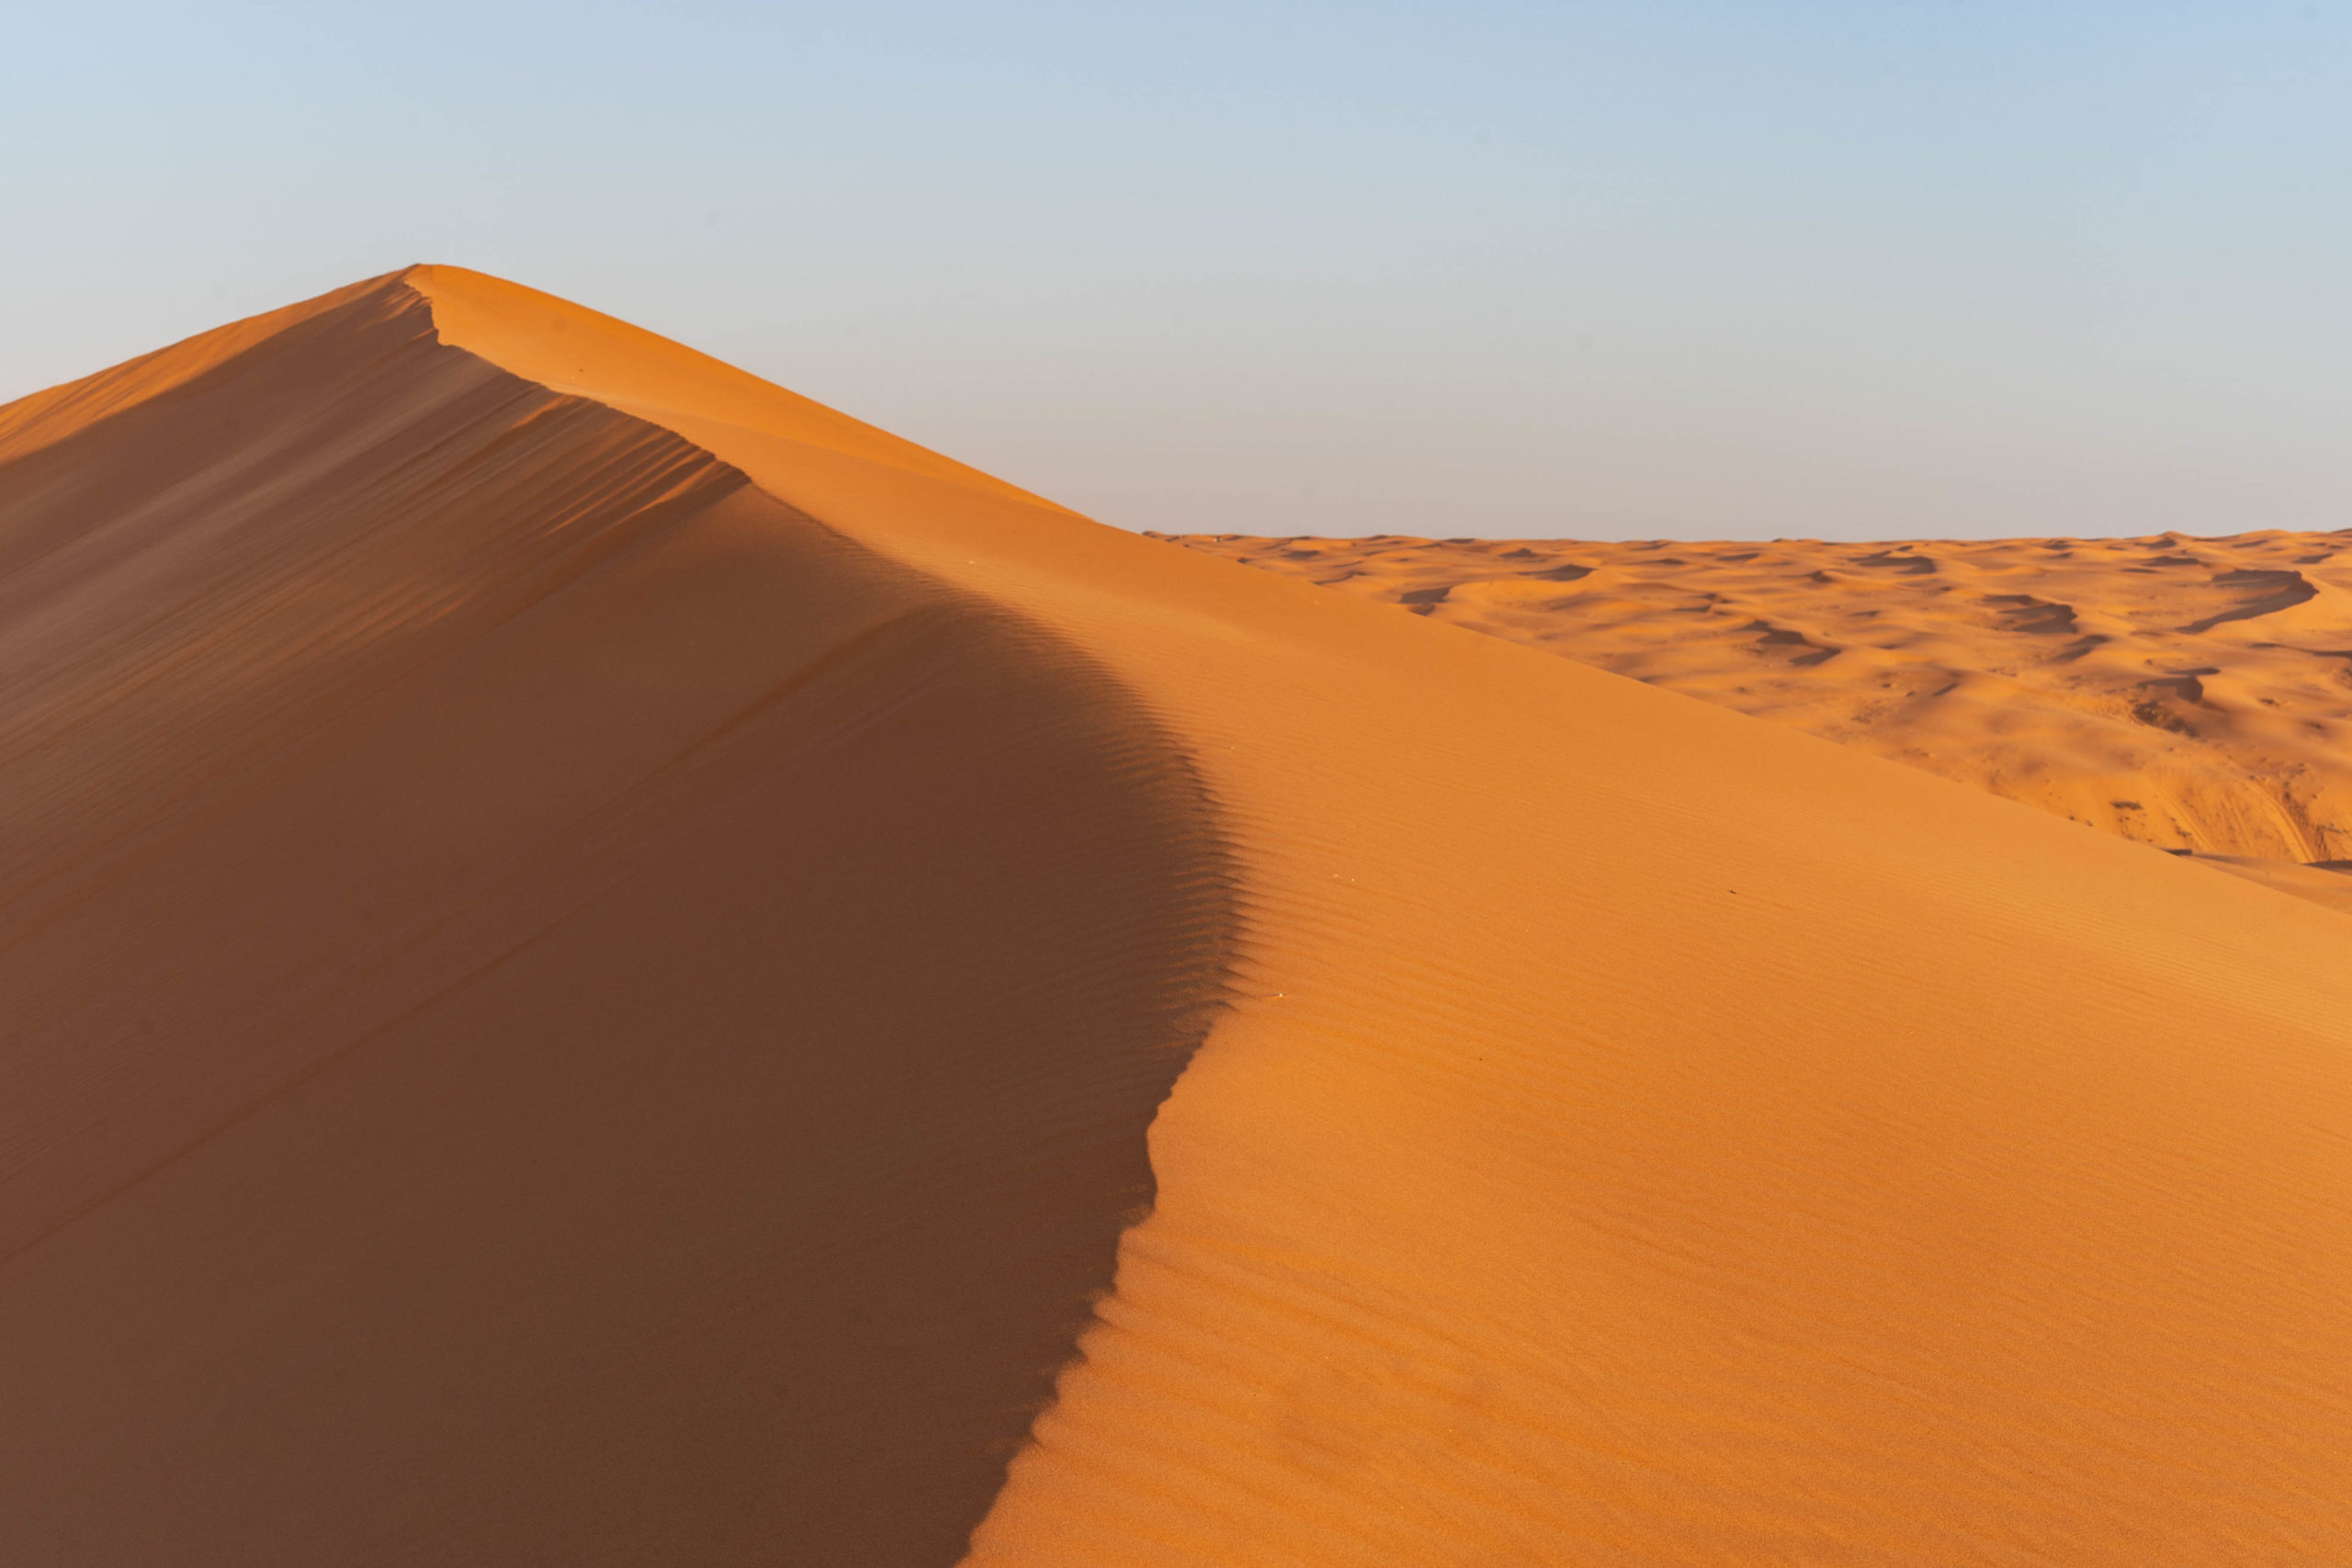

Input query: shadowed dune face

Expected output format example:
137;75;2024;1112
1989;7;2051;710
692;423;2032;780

1160;531;2352;863
0;279;1235;1564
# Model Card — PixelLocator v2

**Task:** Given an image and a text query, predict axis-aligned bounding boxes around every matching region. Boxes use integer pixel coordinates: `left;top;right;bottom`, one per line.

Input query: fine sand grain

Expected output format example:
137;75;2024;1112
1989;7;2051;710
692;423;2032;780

0;269;2347;1564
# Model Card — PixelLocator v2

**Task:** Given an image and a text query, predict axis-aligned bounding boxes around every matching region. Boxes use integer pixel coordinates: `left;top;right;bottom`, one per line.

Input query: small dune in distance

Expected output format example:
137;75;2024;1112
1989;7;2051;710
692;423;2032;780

1;268;2347;1564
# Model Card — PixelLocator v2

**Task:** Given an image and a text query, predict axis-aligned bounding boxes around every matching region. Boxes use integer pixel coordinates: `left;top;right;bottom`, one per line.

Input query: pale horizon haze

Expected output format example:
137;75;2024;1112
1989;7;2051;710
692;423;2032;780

6;2;2352;539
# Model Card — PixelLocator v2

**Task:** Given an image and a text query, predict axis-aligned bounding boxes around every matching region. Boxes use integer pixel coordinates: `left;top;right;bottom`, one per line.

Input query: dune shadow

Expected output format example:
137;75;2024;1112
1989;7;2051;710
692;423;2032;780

0;295;1242;1566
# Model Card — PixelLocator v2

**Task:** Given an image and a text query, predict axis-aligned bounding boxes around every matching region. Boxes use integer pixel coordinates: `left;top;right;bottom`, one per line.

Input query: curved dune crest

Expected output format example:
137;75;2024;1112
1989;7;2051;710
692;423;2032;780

1;270;2349;1564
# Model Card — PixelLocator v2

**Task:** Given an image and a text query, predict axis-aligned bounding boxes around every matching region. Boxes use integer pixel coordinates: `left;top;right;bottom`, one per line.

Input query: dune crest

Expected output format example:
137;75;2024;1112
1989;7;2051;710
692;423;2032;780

2;270;2349;1563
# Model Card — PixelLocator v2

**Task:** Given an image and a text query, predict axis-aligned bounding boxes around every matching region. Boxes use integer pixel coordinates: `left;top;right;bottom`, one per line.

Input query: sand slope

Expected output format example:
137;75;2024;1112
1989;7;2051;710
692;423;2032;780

2;270;2349;1563
1160;531;2352;867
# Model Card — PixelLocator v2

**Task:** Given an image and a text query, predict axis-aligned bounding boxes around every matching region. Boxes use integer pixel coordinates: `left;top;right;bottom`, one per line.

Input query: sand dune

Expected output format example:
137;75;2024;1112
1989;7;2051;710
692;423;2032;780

2;270;2348;1563
1162;531;2352;875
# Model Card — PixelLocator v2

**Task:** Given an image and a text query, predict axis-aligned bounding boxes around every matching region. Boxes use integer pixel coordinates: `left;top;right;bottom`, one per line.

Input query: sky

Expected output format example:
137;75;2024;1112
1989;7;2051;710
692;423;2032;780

5;2;2352;539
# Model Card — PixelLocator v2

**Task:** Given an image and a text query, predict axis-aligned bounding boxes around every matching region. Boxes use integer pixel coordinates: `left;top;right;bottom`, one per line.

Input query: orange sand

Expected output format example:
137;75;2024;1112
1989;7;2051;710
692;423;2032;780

1;269;2348;1563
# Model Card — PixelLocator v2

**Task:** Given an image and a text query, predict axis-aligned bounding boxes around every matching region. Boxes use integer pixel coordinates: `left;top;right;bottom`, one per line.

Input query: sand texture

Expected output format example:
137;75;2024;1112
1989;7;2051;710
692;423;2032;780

2;270;2348;1564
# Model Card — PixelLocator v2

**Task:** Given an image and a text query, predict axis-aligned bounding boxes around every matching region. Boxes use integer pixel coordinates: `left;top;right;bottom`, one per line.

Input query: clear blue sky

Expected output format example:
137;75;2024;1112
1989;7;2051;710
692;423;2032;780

6;2;2351;538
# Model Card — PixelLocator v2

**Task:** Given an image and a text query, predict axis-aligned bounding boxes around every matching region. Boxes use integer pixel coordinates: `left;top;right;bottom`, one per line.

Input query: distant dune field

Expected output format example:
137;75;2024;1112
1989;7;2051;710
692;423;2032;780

1163;530;2352;911
1;270;2347;1564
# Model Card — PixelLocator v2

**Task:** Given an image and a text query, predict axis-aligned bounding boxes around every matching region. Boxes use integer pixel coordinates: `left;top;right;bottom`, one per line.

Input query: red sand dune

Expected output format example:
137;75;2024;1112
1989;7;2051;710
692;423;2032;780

2;269;2348;1564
